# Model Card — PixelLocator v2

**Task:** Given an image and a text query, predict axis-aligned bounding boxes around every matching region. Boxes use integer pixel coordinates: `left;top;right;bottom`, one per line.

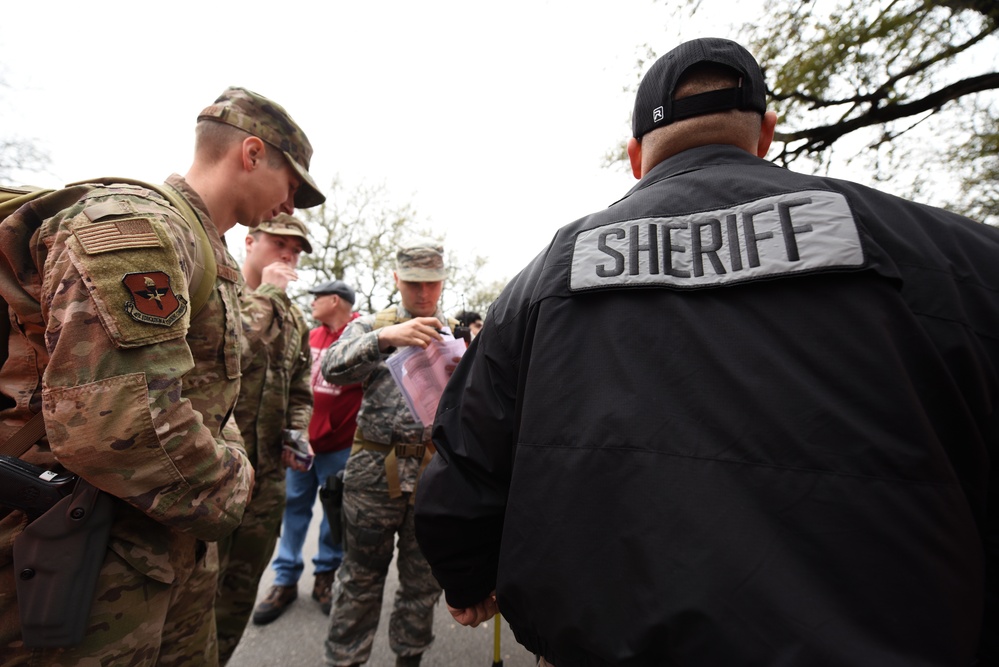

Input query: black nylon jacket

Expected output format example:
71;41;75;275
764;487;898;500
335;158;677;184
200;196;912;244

415;145;999;667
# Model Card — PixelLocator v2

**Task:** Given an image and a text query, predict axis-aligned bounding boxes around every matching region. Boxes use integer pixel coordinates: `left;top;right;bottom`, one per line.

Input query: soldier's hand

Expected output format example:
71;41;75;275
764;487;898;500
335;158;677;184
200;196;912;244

281;443;314;472
377;317;443;351
447;591;498;627
281;429;314;472
260;261;298;291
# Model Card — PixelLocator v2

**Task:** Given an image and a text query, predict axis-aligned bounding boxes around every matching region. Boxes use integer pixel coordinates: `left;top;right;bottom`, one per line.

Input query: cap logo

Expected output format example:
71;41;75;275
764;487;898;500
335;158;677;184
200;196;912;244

653;106;664;123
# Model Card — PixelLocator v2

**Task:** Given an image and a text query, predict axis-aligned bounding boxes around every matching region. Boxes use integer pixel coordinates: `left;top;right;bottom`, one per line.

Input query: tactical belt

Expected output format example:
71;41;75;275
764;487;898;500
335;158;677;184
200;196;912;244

350;433;434;503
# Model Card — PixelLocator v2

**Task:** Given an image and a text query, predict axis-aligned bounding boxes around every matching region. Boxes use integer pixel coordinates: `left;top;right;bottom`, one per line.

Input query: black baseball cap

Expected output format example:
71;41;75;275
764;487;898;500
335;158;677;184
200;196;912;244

632;37;767;139
308;279;355;304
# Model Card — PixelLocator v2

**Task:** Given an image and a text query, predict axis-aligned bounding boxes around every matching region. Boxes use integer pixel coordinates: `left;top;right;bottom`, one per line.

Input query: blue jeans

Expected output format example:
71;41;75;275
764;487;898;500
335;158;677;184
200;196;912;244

271;447;352;586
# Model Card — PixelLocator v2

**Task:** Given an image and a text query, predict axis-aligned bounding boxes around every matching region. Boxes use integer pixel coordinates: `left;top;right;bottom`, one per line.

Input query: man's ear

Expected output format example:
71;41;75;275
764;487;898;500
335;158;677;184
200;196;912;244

757;111;777;159
241;136;266;171
244;233;255;253
627;137;643;180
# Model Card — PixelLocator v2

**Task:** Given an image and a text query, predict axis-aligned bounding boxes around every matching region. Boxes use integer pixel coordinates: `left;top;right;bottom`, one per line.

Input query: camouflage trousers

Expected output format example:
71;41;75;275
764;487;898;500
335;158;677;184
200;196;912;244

323;484;442;666
214;468;286;665
0;539;219;667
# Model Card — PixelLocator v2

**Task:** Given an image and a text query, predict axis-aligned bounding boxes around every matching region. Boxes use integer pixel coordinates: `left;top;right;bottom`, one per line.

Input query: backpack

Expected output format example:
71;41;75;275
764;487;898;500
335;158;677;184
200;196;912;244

0;178;218;317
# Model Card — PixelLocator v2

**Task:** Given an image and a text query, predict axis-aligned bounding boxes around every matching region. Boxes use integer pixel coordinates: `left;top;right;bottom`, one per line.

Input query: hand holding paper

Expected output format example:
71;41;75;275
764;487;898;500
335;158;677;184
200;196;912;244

386;329;466;425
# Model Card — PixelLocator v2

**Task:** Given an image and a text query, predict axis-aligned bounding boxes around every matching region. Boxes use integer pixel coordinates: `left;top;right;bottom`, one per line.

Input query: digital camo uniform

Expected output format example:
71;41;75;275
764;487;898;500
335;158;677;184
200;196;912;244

0;174;253;666
215;217;314;664
320;296;456;666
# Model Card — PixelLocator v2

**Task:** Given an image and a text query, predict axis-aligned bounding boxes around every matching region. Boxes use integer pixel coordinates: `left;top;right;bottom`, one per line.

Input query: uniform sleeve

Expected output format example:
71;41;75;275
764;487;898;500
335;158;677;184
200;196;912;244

321;316;382;385
240;282;290;363
38;197;252;542
286;309;314;431
414;324;520;609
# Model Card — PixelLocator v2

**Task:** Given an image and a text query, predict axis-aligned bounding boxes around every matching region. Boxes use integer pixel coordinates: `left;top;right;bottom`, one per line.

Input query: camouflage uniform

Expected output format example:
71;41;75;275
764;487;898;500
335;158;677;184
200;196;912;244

0;174;253;666
216;219;313;663
321;303;451;667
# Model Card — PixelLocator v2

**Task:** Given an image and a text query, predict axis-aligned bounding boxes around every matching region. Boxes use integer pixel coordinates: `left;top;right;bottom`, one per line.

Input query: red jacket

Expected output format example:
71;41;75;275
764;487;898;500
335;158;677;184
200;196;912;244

308;314;362;453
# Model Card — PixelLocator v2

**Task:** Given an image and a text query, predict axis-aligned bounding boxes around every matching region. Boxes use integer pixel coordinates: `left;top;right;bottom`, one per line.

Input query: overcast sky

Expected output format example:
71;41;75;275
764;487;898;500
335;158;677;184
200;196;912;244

1;0;752;285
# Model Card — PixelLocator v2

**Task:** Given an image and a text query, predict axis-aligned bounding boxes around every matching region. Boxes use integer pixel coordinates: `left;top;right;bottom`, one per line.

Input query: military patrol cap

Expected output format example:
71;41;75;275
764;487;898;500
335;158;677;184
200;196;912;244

198;86;326;209
396;239;446;282
308;279;355;304
632;37;767;139
254;213;313;253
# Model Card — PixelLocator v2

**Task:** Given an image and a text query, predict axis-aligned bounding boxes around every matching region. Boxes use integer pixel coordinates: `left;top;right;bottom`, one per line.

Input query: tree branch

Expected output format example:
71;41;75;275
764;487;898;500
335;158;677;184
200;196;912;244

771;23;996;110
775;71;999;157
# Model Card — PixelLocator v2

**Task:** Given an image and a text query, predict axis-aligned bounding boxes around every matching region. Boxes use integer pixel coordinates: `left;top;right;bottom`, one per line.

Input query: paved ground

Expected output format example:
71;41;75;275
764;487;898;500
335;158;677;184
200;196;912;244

229;498;536;667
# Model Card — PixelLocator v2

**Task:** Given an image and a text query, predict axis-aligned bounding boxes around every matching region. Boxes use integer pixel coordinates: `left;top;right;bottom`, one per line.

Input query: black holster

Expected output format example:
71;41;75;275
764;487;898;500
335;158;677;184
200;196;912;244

13;478;114;648
319;469;346;550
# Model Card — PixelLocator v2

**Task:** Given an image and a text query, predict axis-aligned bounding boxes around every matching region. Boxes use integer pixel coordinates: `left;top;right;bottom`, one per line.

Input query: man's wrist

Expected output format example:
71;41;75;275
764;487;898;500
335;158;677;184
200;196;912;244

376;328;395;353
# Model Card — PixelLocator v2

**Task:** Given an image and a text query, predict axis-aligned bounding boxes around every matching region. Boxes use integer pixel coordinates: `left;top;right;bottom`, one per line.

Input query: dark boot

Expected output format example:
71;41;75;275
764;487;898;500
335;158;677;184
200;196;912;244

396;654;422;667
251;584;297;625
312;570;337;615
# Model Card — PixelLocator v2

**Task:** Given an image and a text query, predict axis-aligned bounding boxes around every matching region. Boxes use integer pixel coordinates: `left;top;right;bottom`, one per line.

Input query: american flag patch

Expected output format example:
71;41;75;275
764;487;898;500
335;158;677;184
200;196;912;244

73;218;162;254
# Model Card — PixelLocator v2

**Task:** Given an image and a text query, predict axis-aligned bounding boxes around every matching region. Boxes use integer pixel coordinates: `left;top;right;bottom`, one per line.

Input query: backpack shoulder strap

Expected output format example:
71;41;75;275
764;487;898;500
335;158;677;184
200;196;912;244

153;182;217;319
371;307;455;332
372;306;402;331
0;411;45;458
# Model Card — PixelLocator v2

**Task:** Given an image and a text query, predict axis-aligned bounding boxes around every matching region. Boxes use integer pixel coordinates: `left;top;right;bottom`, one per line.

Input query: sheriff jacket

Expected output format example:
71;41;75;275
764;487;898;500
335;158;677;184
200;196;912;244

415;145;999;667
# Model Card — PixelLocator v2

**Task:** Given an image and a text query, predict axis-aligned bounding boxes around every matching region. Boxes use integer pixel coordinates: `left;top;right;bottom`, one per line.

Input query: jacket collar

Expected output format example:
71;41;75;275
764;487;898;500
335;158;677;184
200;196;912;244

614;144;777;205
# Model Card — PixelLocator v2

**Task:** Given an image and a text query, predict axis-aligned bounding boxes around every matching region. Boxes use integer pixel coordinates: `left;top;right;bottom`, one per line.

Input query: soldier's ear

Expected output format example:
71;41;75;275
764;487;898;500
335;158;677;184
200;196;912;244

242;136;266;172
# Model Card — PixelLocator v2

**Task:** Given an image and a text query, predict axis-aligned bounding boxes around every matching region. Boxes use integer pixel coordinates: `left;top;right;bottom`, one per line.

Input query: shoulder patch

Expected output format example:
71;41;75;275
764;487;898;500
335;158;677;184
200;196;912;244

73;218;162;254
122;271;188;326
570;190;865;291
64;210;191;348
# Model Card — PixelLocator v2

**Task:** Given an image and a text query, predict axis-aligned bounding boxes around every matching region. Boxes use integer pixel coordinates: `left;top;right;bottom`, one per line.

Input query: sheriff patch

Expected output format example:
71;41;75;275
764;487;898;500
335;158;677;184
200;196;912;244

122;271;188;326
570;190;864;291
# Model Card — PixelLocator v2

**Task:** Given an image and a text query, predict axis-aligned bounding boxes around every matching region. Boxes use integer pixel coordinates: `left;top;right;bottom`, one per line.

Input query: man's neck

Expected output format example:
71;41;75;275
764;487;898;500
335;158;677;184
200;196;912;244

183;166;238;234
322;313;351;331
